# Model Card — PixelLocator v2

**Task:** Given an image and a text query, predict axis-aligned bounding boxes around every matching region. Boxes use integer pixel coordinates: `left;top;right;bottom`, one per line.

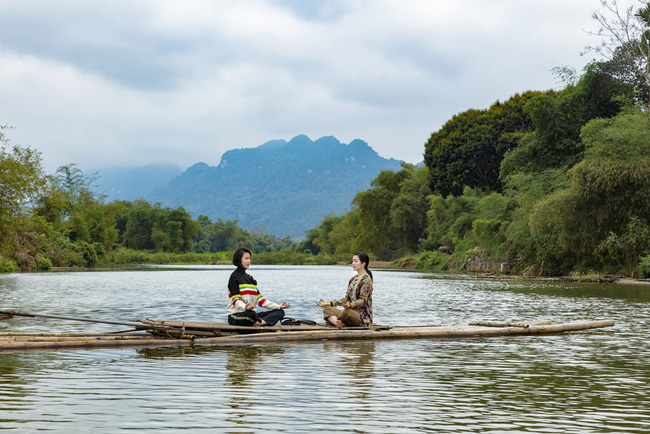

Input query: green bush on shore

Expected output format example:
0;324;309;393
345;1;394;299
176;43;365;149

37;257;52;271
638;255;650;279
103;248;348;267
254;251;347;265
0;255;19;273
392;251;452;272
106;248;230;265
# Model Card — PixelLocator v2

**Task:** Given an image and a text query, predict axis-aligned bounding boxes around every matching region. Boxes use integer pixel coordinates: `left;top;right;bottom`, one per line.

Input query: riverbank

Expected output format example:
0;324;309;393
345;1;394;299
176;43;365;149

434;272;650;285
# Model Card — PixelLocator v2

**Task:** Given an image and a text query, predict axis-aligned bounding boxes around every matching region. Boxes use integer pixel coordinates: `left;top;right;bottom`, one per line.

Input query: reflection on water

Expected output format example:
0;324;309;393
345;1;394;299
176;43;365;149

1;267;650;432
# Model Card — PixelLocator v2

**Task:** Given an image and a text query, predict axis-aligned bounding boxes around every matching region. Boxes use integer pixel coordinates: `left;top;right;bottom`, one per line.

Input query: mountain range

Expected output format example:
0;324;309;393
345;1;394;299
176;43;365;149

94;163;182;202
95;135;403;239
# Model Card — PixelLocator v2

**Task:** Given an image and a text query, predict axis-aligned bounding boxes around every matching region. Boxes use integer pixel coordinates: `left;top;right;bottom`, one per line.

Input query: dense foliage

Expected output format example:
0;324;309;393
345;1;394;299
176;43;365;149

424;91;543;196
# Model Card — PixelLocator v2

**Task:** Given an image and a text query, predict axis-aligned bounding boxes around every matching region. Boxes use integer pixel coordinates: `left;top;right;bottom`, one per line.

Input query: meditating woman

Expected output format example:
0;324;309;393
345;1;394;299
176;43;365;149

227;247;290;326
317;252;373;328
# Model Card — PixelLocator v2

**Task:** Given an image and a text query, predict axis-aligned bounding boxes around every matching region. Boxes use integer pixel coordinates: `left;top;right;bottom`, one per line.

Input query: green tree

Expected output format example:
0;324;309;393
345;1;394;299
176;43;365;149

328;209;361;255
51;164;101;215
501;63;630;177
425;92;542;196
389;165;430;252
303;164;431;259
0;127;47;231
0;127;50;270
148;206;199;252
502;168;571;270
310;215;342;254
194;218;247;253
83;202;120;253
586;0;650;105
122;200;156;250
527;106;650;275
598;217;650;276
422;188;482;252
352;170;404;258
527;189;584;275
570;106;650;245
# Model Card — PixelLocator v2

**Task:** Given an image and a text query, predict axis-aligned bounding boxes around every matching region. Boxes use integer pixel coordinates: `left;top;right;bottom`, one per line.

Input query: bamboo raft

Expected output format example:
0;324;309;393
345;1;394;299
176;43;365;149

0;310;615;353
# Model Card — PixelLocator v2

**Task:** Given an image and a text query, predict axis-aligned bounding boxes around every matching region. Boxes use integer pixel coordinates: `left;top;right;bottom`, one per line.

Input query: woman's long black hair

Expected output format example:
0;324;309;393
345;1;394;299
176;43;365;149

355;252;373;281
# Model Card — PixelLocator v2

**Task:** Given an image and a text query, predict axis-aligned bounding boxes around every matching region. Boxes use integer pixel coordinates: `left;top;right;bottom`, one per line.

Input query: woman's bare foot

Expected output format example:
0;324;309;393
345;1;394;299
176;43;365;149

325;316;345;328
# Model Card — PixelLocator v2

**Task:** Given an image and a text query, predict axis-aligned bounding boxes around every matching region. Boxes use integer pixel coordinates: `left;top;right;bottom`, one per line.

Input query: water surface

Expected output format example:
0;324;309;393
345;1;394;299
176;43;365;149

1;266;649;432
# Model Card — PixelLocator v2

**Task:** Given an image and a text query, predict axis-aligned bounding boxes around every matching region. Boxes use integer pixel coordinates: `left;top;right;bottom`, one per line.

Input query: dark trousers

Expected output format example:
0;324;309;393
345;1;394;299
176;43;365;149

228;309;285;326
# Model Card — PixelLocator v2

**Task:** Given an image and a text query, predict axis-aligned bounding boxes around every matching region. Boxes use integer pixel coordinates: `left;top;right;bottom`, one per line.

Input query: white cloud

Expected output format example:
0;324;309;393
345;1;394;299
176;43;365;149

0;0;631;172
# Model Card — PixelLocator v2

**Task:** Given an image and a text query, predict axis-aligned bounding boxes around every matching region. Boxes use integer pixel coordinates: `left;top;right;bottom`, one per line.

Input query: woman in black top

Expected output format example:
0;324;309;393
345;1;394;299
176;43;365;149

226;247;290;326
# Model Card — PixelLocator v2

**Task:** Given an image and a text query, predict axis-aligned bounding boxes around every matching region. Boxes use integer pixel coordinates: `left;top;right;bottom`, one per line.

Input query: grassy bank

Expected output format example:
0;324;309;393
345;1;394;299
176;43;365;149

392;250;650;283
104;248;349;267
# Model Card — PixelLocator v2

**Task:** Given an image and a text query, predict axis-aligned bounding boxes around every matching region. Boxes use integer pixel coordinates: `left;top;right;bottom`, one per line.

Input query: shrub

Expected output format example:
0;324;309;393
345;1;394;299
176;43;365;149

0;255;19;273
414;251;450;271
37;257;53;271
637;255;650;279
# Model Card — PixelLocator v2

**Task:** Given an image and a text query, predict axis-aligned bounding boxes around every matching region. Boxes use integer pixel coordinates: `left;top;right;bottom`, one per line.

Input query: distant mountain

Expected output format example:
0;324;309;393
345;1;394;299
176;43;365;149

93;163;182;202
148;135;402;238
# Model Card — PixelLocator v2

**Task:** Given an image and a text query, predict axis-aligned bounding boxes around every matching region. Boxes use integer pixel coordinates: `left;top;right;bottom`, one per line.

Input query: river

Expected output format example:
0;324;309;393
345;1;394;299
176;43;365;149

1;265;649;432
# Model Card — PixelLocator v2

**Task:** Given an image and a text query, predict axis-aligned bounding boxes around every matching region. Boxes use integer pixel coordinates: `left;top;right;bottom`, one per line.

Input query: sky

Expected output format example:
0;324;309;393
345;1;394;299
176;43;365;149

0;0;632;173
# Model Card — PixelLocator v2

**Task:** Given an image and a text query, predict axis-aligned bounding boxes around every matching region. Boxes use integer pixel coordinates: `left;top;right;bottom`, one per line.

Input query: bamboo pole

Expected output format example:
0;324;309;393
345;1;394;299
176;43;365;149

0;331;148;337
0;310;145;328
467;320;553;328
0;336;194;352
188;319;616;345
136;318;391;333
0;319;615;353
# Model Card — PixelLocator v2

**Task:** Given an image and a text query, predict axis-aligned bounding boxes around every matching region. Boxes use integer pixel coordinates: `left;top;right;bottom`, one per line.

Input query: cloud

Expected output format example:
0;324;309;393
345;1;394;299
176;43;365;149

0;0;625;172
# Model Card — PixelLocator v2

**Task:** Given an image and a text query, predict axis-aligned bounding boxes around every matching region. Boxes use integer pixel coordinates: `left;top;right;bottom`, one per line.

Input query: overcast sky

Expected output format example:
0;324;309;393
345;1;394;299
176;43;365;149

0;0;630;173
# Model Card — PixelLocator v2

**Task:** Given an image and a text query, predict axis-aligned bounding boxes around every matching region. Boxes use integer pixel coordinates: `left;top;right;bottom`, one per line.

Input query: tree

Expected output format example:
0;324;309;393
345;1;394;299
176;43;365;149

51;164;101;215
0;127;47;230
310;215;342;254
390;165;430;252
194;219;246;253
352;168;411;259
527;106;650;274
500;63;630;177
425;91;542;197
122;200;156;250
327;209;361;255
149;206;199;252
585;0;650;105
422;190;480;251
570;106;650;239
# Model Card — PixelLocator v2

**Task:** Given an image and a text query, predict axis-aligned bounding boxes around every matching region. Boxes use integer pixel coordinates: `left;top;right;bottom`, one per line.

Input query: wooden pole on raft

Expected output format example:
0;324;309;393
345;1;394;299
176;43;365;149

467;320;553;328
0;310;145;328
0;319;615;352
185;319;616;345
